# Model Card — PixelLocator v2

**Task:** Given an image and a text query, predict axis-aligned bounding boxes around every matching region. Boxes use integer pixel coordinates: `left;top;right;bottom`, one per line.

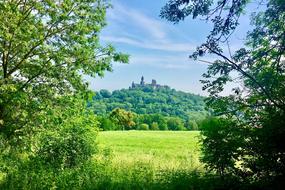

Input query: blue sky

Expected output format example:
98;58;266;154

87;0;253;96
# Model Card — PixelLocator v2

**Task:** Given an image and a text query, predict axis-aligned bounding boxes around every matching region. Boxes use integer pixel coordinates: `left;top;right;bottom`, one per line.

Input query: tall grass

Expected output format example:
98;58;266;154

90;131;209;189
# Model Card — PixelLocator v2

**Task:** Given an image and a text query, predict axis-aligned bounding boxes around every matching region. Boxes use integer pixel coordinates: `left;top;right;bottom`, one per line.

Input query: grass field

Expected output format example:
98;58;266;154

97;131;202;170
92;131;205;189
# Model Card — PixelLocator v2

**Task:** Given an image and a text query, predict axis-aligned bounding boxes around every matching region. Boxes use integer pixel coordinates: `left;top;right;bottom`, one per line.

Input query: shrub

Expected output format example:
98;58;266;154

137;123;149;130
159;123;168;130
167;117;186;131
200;117;243;177
150;122;159;130
36;124;97;169
185;120;199;131
99;117;116;131
0;96;99;189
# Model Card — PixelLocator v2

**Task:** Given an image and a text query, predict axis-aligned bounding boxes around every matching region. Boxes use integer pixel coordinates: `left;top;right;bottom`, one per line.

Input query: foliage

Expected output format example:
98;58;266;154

167;117;186;131
109;108;136;130
200;117;244;177
0;96;99;189
90;85;207;120
98;116;117;130
0;0;128;137
98;109;203;131
161;0;285;186
91;86;208;131
136;113;168;131
137;123;149;130
150;122;159;130
36;124;97;169
0;1;128;187
185;119;199;131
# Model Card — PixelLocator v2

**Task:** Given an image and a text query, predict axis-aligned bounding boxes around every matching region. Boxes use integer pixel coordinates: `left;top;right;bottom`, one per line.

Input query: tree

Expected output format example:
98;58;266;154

109;108;136;130
185;120;198;131
167;117;185;131
0;95;101;188
89;86;206;120
100;89;112;98
98;116;116;131
150;122;159;130
200;117;244;177
0;0;128;137
137;123;149;130
161;0;285;184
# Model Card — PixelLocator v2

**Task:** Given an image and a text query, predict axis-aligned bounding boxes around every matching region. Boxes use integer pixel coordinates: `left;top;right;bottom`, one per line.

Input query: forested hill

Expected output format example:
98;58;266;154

89;78;207;120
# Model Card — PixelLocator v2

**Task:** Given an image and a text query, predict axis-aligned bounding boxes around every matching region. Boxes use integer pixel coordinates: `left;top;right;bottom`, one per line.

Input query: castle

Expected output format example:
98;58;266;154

130;76;169;89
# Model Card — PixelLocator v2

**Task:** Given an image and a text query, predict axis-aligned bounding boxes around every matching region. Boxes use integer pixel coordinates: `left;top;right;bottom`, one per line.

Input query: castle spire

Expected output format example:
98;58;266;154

140;76;145;85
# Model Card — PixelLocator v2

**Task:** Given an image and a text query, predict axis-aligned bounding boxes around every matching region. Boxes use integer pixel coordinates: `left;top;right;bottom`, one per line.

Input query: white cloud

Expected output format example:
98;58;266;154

102;1;199;53
108;2;166;40
128;54;198;69
101;35;194;52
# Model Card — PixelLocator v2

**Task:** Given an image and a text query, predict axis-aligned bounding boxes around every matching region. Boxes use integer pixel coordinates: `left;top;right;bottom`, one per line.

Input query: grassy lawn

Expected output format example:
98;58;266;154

97;131;202;171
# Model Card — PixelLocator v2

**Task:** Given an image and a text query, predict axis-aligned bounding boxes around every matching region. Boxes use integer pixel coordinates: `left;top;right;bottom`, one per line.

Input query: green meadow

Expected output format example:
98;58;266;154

90;131;210;189
97;131;201;170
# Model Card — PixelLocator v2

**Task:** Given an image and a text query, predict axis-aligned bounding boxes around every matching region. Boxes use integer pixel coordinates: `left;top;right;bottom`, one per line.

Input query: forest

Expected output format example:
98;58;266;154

0;0;284;189
89;80;208;131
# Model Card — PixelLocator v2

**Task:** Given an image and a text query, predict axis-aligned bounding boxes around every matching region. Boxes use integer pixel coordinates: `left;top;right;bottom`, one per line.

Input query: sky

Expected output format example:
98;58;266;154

86;0;254;96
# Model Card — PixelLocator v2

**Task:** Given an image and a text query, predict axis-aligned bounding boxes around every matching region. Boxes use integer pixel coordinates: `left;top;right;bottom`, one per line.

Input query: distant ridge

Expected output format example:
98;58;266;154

90;77;207;120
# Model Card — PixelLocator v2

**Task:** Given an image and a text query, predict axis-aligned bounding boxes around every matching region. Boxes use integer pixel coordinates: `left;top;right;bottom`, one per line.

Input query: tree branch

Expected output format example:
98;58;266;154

205;44;285;111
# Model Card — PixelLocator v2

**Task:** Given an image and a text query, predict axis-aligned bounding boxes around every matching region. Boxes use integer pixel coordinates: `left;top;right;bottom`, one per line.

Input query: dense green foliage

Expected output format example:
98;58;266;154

97;108;205;131
90;85;207;120
200;117;244;177
0;0;128;138
1;0;284;188
0;0;127;188
90;85;208;131
162;0;285;188
0;96;99;189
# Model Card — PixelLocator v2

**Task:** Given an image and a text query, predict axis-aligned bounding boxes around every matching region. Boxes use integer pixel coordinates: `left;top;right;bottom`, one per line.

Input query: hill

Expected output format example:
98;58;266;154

89;77;208;121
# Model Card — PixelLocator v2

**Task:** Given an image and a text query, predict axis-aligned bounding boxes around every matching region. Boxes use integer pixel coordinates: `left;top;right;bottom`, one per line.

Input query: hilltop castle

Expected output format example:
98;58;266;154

130;76;169;89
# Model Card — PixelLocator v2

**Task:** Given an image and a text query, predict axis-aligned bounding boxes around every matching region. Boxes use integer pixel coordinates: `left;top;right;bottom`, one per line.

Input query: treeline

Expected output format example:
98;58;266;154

97;108;207;131
89;85;207;121
89;85;209;131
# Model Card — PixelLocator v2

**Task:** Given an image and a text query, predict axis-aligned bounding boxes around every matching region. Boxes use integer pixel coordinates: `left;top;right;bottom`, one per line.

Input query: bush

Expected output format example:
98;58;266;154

200;117;243;177
167;117;186;131
36;124;97;169
150;122;159;130
159;123;168;130
99;117;116;131
137;123;149;130
185;120;199;131
0;96;99;189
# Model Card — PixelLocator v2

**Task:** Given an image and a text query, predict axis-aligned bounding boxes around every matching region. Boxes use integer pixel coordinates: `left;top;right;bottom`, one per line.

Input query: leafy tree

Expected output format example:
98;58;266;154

150;122;159;130
185;120;199;131
200;117;244;177
98;117;116;131
100;89;112;98
90;86;206;120
0;95;99;188
109;108;136;130
137;123;149;130
167;117;185;131
0;0;128;137
161;0;285;184
0;1;128;187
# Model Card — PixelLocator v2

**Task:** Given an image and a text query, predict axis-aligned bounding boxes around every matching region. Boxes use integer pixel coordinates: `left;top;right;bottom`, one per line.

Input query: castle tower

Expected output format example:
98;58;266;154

151;79;157;86
140;76;145;86
131;81;135;88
